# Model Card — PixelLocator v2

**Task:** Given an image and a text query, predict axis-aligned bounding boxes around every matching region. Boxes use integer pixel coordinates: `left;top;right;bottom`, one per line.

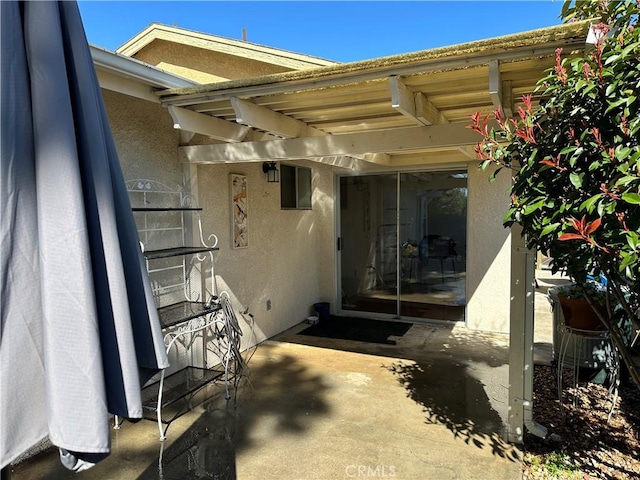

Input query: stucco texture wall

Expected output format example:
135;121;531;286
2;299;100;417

133;41;291;83
103;88;335;348
466;164;512;333
197;160;336;343
102;89;182;186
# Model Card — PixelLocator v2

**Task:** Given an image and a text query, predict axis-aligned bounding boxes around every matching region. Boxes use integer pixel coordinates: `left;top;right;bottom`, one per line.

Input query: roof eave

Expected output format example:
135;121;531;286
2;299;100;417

90;44;197;89
157;20;592;107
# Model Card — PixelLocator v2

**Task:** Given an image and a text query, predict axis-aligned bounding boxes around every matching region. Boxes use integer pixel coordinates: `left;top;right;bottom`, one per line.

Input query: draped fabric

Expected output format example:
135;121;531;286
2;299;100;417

1;0;168;468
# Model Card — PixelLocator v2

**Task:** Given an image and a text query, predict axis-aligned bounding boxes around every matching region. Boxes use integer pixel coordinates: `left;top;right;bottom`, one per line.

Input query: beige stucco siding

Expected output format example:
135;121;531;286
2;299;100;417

197;161;336;342
102;89;182;185
132;40;292;83
466;164;512;333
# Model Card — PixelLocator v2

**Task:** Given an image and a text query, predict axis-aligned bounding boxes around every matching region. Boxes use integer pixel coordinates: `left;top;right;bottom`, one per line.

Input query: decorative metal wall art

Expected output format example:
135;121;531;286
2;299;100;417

231;174;248;248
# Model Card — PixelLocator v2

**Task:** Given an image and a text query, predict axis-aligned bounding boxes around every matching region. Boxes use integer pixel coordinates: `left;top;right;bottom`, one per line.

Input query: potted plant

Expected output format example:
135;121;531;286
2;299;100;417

555;282;606;331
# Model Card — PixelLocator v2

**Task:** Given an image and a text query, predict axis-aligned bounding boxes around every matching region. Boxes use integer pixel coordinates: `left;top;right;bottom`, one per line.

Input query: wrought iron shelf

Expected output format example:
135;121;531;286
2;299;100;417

126;179;222;440
158;301;221;329
141;366;224;415
143;246;219;259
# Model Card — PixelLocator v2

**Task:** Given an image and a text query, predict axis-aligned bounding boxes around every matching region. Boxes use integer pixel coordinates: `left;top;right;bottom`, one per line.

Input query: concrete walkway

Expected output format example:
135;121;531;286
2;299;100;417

10;321;522;480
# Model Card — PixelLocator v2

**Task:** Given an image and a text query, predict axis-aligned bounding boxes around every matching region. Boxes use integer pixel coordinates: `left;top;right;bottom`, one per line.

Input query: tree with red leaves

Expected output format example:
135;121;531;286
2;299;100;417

470;0;640;389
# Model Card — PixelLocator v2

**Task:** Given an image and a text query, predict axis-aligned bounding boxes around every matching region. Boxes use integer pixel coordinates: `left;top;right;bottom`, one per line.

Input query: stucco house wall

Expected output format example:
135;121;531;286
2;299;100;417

466;165;512;332
196;160;336;343
103;87;337;344
130;40;293;83
102;89;182;185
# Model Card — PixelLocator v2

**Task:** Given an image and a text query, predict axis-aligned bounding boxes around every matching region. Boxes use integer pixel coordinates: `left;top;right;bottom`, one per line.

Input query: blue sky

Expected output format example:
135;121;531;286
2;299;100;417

78;1;565;62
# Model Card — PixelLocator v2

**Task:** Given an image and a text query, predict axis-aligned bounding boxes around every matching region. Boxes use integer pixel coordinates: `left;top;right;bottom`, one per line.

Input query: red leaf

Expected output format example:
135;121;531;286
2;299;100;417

569;216;583;232
585;217;602;236
559;233;584;241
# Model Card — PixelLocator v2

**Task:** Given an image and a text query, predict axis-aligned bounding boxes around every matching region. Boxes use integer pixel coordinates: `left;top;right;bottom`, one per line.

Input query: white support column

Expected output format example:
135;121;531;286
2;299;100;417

507;225;546;443
508;227;526;443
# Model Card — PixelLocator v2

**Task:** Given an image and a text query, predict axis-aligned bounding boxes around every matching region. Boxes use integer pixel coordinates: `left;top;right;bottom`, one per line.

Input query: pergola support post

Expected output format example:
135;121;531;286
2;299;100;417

507;226;547;443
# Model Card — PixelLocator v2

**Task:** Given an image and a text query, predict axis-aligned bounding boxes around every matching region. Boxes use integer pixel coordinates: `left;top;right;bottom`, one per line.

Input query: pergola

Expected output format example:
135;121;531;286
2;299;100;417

155;20;590;175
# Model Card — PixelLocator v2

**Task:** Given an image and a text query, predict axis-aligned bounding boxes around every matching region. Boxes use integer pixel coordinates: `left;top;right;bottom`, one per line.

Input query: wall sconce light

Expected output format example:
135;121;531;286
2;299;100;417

262;161;279;183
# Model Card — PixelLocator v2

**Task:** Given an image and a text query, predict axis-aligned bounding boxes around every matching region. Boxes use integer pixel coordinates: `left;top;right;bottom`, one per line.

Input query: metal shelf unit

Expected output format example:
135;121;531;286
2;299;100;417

126;179;222;440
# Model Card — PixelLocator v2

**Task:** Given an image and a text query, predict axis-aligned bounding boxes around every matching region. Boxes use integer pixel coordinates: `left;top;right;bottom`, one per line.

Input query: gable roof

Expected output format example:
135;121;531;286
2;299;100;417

117;23;338;71
154;20;593;171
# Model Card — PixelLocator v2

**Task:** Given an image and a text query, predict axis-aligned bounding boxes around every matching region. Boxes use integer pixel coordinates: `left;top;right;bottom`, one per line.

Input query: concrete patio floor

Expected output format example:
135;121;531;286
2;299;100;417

9;318;528;480
8;270;570;480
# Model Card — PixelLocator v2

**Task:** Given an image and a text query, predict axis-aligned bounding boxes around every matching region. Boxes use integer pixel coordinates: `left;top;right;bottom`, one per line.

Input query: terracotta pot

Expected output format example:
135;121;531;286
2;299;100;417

557;294;605;330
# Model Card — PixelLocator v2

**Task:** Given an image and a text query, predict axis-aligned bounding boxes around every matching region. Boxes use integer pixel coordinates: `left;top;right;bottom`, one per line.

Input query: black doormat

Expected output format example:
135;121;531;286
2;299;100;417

297;315;413;345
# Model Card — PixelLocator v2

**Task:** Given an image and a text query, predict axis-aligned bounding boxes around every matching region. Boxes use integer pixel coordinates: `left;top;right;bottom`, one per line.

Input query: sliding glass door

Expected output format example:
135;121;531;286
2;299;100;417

339;171;467;321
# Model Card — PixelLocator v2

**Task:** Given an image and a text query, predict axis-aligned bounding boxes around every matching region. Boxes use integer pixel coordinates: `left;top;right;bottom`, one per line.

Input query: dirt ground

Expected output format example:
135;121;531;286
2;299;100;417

523;365;640;479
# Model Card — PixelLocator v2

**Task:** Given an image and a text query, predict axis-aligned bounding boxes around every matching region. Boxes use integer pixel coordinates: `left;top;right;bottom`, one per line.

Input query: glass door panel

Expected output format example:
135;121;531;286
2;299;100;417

340;174;398;315
339;171;466;322
398;172;467;321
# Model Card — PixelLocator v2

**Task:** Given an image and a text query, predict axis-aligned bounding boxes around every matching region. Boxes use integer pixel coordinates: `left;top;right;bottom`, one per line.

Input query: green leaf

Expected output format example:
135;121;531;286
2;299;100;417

604;54;620;65
620;252;634;271
504;208;517;223
606;98;628;113
583;83;596;96
614;176;638;187
489;167;503;182
604;202;617;214
619;41;640;59
622;192;640;204
588;160;602;171
568;147;584;167
615;146;631;161
580;194;603;213
523;199;545;215
569;172;583;189
540;223;560;236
